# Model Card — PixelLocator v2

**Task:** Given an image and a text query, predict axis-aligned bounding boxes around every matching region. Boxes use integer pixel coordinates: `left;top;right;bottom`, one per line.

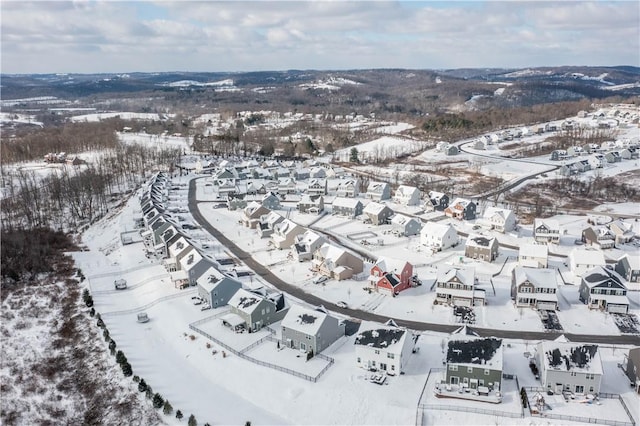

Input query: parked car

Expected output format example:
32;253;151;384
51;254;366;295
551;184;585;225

313;275;329;285
336;301;348;309
114;279;127;290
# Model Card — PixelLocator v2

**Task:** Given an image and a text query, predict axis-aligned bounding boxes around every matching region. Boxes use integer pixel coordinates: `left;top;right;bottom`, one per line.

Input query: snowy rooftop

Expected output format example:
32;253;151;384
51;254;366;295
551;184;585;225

582;266;626;289
354;321;408;353
332;197;362;209
446;337;503;369
465;234;497;248
569;248;606;266
538;341;603;375
513;267;558;289
437;267;475;286
363;201;391;215
421;222;456;238
518;243;548;258
281;305;333;335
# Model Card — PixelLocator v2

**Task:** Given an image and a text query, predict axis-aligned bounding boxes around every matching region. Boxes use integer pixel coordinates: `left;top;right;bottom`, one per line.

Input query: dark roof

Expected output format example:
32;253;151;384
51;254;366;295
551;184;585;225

583;267;624;287
547;345;598;370
294;243;308;254
470;236;492;247
237;296;259;309
446;338;502;364
385;273;401;287
299;314;317;325
355;328;405;349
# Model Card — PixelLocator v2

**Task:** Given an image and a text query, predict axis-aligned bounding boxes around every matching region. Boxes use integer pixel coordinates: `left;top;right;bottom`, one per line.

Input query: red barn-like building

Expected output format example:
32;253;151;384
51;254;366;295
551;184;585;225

369;258;415;296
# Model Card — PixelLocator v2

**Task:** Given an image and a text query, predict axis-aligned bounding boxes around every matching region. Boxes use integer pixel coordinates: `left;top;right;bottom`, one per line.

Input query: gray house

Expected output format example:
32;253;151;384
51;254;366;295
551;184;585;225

332;197;363;218
365;181;391;201
426;191;449;212
536;341;603;395
307;178;328;196
226;288;289;332
363;201;394;225
261;192;281;210
616;254;640;283
464;234;499;262
624;347;640;394
178;248;220;286
579;266;629;313
391;214;422;236
227;193;248;211
445;337;503;392
297;194;324;214
281;305;345;356
196;267;242;308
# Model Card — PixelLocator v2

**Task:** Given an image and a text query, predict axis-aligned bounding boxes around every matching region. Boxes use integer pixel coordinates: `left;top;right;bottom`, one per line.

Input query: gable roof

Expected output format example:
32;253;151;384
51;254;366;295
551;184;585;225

466;234;497;248
332;197;362;209
374;257;410;274
363;201;391;215
354;321;408;354
447;337;503;369
538;341;602;375
582;266;626;289
519;243;548;258
281;305;334;336
421;222;456;238
437;267;474;286
514;267;558;288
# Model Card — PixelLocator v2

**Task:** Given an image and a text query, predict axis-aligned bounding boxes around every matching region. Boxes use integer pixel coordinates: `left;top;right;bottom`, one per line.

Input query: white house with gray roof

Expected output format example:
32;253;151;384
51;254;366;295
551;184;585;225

393;185;421;206
365;181;391;201
281;305;345;356
420;222;458;250
391;214;422;236
354;320;416;375
480;207;516;233
196;267;242;308
518;243;549;268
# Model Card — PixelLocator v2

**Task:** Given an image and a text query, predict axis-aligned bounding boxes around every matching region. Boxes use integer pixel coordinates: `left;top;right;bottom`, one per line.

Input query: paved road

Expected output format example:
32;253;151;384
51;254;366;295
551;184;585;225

188;178;640;345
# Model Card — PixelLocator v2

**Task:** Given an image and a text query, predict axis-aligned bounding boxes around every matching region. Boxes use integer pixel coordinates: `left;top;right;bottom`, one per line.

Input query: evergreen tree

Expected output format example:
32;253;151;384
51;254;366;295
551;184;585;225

89;307;95;317
152;393;164;409
85;295;94;308
133;375;140;383
108;339;116;352
146;387;153;399
138;379;147;393
188;414;197;426
349;147;359;163
176;410;183;421
103;329;110;341
82;288;90;302
96;317;105;328
163;400;173;415
116;350;127;365
121;361;132;377
245;422;252;426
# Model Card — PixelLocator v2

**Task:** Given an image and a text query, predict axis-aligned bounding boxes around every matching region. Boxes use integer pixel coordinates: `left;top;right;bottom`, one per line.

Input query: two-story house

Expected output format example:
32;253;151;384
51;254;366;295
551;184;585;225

332;197;363;218
435;267;485;307
465;234;499;262
534;218;560;244
445;198;477;220
363;202;394;225
196;267;242;308
393;185;421;206
536;341;603;395
615;254;640;283
336;179;359;198
312;243;364;281
568;247;606;278
480;207;516;233
391;214;422;237
420;222;459;251
581;226;616;249
297;194;324;214
226;288;289;332
425;191;449;212
257;211;285;238
271;219;306;249
307;178;328;196
354;320;416;375
518;243;549;269
511;267;558;311
579;266;629;313
241;202;271;229
292;230;326;262
365;181;391;201
445;337;503;392
369;257;415;296
281;305;345;357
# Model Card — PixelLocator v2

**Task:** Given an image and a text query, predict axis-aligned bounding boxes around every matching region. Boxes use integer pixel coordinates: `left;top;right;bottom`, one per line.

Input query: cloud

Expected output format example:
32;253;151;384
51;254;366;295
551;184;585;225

1;0;638;73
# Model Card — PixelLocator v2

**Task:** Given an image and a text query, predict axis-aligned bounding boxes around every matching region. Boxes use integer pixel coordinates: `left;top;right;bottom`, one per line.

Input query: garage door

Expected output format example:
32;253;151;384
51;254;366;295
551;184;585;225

453;298;472;307
607;304;628;314
538;302;557;311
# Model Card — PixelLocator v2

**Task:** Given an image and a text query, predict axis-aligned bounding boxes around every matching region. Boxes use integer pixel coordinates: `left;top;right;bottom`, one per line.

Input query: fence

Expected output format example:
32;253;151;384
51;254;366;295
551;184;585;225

86;261;162;280
101;289;196;317
188;317;335;383
92;273;170;295
522;387;635;426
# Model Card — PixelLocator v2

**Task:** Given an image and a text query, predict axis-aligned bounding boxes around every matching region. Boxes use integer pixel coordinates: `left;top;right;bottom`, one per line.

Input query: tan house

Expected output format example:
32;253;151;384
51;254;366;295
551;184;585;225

312;243;364;281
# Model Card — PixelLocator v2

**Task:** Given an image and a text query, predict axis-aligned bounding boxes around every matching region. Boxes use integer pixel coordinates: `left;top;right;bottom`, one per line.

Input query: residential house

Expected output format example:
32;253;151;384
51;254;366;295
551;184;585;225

257;211;285;238
216;179;239;197
518;243;549;269
588;154;606;169
549;150;569;161
435;267;485;306
166;236;193;272
391;214;422;237
536;341;603;395
624;347;640;394
480;207;516;233
293;168;310;180
250;167;271;180
581;226;616;249
196;267;242;308
605;151;622;163
292;230;326;262
420;222;459;251
445;337;503;392
369;258;415;296
615;254;640;283
426;191;449;212
225;288;289;332
297;194;324;214
534;219;561;244
281;305;345;356
558;163;578;177
575;160;591;173
568;248;606;278
511;267;558;311
307;178;328;196
241;202;271;229
312;243;364;281
445;198;477;220
332;197;363;218
272;167;291;179
245;180;266;195
363;202;394;225
445;144;460;156
336;179;359;198
365;181;391;201
179;247;219;286
261;192;281;210
567;146;585;157
354;320;416;375
465;235;499;262
277;178;297;194
226;193;247;211
579;266;629;313
309;167;327;179
272;219;306;249
394;185;421;206
608;220;635;245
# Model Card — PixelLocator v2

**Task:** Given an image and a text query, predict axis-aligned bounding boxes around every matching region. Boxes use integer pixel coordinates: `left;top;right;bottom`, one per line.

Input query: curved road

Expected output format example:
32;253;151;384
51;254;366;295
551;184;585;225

188;178;640;345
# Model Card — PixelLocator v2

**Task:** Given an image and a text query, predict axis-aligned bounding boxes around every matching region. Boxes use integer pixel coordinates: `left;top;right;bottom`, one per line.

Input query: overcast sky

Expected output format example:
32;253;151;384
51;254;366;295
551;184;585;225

1;1;638;74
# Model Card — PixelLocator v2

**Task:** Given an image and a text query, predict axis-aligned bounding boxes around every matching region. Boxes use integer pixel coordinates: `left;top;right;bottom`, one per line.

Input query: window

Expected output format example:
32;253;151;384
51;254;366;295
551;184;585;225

484;369;490;376
357;357;361;363
570;372;576;377
387;353;395;359
375;350;380;355
449;365;458;371
467;367;473;373
391;365;395;371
